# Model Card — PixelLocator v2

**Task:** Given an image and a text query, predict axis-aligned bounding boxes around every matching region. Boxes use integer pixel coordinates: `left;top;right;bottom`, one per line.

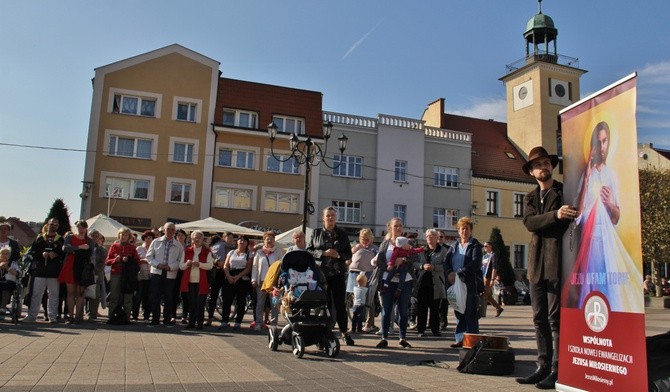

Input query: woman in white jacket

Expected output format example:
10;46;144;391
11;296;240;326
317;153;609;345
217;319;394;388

251;231;284;331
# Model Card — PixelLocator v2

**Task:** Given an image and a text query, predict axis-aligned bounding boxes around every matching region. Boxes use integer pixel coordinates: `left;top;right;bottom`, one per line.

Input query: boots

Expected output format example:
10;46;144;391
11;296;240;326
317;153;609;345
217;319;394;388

516;367;550;385
536;371;558;389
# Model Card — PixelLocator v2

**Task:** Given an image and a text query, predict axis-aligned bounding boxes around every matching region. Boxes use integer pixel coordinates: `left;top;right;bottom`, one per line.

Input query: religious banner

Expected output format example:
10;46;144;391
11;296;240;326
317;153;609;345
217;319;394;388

557;73;647;391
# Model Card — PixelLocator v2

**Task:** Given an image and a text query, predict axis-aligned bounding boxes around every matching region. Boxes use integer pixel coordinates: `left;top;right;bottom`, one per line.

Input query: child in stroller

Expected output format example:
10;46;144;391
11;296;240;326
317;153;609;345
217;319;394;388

267;250;341;358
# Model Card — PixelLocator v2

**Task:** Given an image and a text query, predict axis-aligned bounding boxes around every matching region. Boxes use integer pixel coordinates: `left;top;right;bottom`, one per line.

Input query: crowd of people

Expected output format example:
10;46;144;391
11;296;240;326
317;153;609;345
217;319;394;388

0;209;526;350
2;143;661;390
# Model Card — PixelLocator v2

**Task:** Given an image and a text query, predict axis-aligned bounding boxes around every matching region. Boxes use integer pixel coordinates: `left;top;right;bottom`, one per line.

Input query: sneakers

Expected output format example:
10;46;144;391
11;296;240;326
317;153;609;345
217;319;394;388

408;322;418;330
399;339;412;348
250;321;257;329
21;315;36;323
450;341;463;348
253;324;261;332
218;322;230;330
232;323;241;331
375;339;388;348
496;307;504;317
344;333;355;346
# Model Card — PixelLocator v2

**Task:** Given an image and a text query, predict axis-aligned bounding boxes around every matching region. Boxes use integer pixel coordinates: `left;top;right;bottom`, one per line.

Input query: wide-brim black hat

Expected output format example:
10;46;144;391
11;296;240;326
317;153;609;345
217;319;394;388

522;146;559;174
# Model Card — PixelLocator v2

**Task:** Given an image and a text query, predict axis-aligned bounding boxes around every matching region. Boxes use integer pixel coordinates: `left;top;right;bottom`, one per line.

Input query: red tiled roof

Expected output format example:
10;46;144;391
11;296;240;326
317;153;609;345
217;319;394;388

441;113;535;184
7;217;38;247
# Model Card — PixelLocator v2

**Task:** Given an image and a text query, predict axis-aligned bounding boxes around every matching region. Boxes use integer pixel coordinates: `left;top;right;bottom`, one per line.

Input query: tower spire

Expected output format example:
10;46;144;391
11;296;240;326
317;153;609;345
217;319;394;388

538;0;542;14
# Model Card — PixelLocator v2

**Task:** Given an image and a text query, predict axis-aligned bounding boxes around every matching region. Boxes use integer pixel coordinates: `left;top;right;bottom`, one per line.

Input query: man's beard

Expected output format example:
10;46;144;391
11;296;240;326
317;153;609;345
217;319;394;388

535;170;552;182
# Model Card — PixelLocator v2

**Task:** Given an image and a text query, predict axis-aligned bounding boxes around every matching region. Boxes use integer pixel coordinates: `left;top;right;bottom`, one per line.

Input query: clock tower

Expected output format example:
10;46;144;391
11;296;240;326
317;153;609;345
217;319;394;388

500;0;587;167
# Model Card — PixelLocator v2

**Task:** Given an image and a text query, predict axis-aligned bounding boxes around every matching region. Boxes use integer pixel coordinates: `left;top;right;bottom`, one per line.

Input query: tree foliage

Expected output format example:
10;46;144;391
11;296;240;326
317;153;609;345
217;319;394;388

639;169;670;296
43;198;72;236
489;226;516;286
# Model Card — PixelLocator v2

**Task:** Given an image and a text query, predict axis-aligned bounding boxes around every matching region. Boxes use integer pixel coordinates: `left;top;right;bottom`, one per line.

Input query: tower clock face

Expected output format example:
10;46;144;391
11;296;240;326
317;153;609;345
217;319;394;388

518;86;528;100
549;79;571;105
513;80;533;111
554;83;566;97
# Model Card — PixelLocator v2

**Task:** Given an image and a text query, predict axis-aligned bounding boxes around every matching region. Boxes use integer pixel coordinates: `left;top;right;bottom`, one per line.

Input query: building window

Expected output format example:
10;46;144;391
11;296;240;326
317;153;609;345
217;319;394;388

514;193;525;218
433;208;458;229
433;166;459;188
223;109;258;128
332;200;361;224
446;209;458;229
266;154;299;174
218;148;255;169
177;103;196;122
170;183;191;203
173;142;194;163
168;137;198;165
395;160;407;182
394;204;406;222
108;135;153;159
332;154;362;178
214;186;253;210
104;177;150;200
513;244;526;269
264;191;299;213
433;208;445;228
113;94;156;117
486;190;499;216
271;115;305;135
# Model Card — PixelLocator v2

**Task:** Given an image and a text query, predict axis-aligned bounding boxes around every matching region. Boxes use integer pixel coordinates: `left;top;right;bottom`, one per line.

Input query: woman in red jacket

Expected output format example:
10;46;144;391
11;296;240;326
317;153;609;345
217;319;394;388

105;228;140;323
180;230;214;329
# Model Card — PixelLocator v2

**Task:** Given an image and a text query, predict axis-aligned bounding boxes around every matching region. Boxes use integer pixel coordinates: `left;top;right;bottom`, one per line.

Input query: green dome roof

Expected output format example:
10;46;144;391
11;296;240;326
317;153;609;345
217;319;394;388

525;13;556;35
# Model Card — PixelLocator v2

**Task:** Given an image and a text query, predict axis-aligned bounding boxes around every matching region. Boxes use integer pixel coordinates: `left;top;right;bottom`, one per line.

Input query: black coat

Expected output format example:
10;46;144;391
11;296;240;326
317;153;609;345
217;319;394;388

523;180;570;284
27;234;65;278
444;237;483;295
307;226;352;277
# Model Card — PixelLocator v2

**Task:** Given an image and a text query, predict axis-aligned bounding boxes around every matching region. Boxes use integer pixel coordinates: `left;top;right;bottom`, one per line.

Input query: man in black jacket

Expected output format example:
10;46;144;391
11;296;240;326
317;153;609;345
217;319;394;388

516;147;576;390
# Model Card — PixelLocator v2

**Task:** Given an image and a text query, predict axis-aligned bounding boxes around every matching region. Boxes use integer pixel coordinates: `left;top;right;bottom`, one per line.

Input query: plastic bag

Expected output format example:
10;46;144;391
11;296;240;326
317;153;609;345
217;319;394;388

447;276;467;314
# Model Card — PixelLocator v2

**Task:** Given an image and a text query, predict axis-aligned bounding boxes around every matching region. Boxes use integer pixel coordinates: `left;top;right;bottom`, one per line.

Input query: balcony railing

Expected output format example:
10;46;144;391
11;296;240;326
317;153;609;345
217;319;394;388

505;53;580;73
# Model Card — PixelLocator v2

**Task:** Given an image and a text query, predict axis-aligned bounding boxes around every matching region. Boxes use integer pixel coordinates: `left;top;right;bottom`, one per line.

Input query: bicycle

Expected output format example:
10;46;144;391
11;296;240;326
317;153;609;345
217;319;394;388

8;254;31;324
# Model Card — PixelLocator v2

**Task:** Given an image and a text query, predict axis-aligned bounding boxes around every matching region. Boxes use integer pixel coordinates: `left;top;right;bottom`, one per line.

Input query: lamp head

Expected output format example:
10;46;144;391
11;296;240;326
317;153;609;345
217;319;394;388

338;134;348;153
323;121;333;139
268;121;278;141
290;133;299;151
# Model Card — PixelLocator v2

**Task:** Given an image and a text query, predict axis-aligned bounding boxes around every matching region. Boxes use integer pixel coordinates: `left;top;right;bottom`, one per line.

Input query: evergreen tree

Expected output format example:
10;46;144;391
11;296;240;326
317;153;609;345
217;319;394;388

489;227;516;287
44;198;72;236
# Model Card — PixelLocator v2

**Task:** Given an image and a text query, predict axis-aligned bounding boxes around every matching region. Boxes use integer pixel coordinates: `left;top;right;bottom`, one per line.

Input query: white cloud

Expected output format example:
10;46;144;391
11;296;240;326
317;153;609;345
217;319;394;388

639;61;670;85
449;98;507;122
342;22;381;60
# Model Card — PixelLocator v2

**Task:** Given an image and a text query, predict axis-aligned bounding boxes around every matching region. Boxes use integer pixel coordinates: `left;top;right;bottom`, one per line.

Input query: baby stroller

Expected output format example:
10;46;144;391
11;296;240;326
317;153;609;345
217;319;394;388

7;254;31;324
267;250;340;359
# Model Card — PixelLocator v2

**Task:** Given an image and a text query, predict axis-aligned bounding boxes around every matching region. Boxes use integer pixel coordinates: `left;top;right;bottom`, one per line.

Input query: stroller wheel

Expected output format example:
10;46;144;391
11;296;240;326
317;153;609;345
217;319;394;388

268;327;279;351
292;334;305;359
324;333;340;358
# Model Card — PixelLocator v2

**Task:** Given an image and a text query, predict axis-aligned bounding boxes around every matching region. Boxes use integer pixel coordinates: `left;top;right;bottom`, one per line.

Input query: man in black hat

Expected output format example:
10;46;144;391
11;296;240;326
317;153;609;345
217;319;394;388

516;146;576;389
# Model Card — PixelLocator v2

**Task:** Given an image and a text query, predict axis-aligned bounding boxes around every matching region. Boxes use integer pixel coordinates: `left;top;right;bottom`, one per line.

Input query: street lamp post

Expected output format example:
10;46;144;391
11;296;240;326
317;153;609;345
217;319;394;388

268;121;347;234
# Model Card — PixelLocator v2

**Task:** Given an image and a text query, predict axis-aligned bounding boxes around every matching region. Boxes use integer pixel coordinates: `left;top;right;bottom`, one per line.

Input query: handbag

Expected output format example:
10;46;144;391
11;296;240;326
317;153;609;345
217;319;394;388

80;262;96;287
83;283;96;299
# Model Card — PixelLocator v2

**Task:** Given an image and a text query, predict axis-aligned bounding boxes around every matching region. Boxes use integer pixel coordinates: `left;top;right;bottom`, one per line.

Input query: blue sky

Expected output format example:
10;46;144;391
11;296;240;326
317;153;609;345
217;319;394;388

1;0;669;223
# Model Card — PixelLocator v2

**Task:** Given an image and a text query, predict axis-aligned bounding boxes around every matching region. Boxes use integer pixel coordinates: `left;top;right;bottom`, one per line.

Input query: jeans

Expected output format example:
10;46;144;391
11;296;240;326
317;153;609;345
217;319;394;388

150;272;175;324
380;280;412;340
133;279;151;319
186;283;206;327
416;279;440;334
530;278;560;371
454;290;479;341
325;274;348;334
